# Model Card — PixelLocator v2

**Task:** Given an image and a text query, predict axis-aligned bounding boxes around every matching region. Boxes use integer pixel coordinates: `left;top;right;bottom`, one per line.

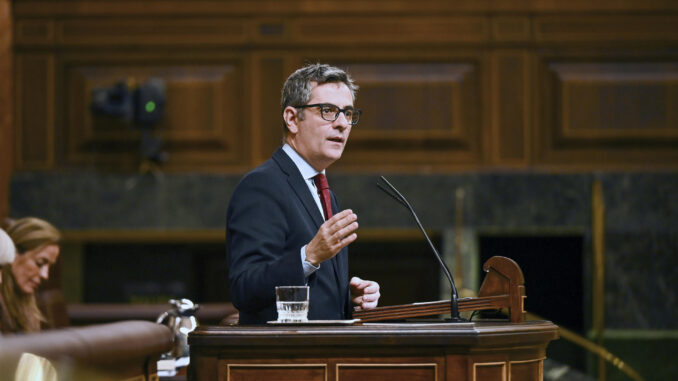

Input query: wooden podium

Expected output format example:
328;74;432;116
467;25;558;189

188;320;558;381
188;257;558;380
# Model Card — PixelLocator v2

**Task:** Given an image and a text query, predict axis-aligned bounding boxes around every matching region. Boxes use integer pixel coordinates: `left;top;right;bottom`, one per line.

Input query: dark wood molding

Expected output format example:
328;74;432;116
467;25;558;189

13;0;678;17
0;0;12;218
190;321;558;347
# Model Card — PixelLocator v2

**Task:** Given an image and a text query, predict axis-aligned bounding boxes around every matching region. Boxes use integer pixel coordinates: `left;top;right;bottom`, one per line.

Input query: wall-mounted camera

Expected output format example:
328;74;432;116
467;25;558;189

91;78;168;166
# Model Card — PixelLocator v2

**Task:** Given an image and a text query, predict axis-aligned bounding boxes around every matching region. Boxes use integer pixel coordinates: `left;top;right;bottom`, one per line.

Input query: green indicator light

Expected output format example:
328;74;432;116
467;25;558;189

145;101;156;113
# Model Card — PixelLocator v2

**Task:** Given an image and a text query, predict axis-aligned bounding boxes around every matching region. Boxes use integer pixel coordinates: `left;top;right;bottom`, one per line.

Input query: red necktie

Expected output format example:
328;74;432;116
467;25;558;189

313;174;333;221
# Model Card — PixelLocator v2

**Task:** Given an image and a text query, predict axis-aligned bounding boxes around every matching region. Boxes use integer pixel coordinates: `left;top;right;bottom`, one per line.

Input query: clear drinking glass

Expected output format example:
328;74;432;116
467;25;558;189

275;285;309;323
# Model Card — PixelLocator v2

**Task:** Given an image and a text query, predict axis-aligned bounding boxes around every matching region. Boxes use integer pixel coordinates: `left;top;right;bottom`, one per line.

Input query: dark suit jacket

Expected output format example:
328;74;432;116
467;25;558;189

226;148;351;324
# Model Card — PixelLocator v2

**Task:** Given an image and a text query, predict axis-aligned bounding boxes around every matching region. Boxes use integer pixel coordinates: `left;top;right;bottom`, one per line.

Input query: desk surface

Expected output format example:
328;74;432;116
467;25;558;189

189;320;558;347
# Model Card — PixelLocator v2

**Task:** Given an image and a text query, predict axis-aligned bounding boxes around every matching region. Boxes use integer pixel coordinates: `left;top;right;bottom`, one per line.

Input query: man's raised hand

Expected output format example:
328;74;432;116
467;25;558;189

305;209;358;266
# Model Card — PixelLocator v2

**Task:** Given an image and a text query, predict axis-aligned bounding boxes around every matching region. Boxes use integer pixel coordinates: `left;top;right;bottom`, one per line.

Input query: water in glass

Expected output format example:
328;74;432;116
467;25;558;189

276;301;309;322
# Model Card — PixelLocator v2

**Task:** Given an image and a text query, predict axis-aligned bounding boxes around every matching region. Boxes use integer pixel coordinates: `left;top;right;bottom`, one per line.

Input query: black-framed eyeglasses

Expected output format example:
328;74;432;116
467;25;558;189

295;103;361;125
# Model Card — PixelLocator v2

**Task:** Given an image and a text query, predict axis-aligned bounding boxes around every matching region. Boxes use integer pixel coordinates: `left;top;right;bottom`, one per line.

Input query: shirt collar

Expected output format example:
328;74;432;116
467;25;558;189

282;144;325;180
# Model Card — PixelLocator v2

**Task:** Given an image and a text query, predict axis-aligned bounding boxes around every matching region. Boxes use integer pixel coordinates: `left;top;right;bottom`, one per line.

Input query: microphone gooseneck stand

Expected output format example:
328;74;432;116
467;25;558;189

376;176;466;322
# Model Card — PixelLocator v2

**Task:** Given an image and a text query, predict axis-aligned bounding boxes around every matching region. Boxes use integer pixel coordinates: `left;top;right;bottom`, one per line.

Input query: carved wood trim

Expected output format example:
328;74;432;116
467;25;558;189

490;50;531;166
509;358;544;381
472;361;506;381
336;363;438;381
535;14;678;42
250;53;287;163
294;17;489;44
534;51;678;168
14;18;55;44
56;18;248;46
491;16;531;42
13;1;678;17
225;363;327;381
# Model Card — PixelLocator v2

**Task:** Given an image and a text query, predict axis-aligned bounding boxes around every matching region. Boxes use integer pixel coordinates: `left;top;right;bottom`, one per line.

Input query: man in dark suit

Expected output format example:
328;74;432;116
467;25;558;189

226;64;380;324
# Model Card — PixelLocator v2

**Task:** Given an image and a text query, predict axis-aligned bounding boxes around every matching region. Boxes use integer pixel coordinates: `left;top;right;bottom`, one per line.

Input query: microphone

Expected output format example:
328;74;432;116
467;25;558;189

376;176;465;322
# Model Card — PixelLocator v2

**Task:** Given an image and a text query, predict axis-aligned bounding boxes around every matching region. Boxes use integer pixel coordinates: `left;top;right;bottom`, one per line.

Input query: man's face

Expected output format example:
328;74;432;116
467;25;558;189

285;82;353;171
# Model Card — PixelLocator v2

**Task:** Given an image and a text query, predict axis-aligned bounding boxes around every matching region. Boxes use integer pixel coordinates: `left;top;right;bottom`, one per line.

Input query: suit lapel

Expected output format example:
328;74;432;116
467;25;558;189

329;190;345;304
272;148;324;229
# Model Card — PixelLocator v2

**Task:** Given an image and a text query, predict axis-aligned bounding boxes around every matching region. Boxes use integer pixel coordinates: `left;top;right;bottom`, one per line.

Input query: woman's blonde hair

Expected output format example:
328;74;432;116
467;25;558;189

1;217;61;333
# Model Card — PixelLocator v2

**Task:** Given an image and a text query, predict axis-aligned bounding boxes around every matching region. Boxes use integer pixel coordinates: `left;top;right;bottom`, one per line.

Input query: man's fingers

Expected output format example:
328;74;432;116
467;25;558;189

334;221;358;242
326;209;354;224
337;233;357;250
352;293;380;309
333;209;354;219
349;276;364;287
363;283;379;294
325;210;357;231
362;292;380;303
351;279;377;292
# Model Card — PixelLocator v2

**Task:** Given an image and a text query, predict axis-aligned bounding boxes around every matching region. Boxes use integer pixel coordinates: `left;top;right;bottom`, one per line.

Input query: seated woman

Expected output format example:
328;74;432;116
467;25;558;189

0;217;61;333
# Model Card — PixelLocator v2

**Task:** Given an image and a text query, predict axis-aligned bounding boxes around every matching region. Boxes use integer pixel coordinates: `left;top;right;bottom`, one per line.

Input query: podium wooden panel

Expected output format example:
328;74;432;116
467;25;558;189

188;320;558;381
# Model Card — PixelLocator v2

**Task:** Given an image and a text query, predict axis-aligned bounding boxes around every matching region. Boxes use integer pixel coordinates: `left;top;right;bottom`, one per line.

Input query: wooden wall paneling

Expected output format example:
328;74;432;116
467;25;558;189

490;16;531;43
250;17;291;45
251;52;288;164
535;52;678;168
54;53;67;172
235;54;253;171
13;18;54;46
293;16;490;45
534;14;678;43
14;53;55;170
62;53;250;171
55;17;249;46
249;18;294;164
0;0;12;217
558;63;678;139
299;51;484;171
11;2;678;172
533;51;549;169
490;50;530;166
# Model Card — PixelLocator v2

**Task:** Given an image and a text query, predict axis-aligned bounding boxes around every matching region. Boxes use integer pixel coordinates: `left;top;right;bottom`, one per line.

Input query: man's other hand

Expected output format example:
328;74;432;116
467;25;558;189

350;276;380;310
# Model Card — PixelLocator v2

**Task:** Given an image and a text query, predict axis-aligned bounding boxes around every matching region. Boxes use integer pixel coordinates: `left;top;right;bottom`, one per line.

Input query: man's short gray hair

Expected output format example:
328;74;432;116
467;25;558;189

281;63;358;135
